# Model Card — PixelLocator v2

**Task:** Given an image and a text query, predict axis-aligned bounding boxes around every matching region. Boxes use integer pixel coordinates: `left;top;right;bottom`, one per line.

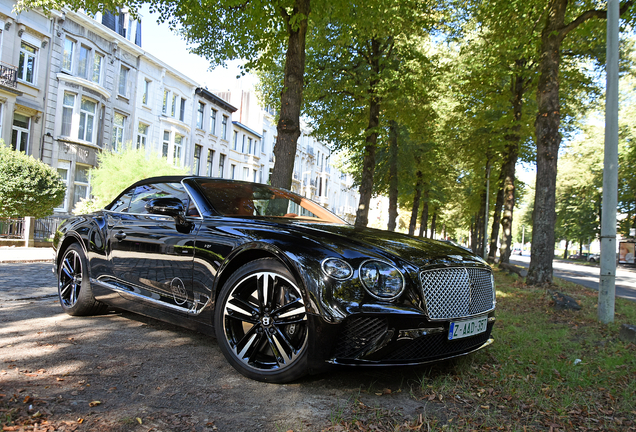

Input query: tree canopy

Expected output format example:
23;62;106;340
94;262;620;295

0;144;66;219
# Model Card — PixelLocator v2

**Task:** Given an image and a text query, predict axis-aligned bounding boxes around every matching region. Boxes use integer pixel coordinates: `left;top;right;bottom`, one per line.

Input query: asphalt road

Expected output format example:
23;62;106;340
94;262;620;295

509;254;636;302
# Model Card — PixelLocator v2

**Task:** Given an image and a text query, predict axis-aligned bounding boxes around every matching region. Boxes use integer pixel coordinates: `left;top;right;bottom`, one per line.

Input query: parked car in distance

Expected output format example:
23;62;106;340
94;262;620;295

511;247;522;255
568;253;589;260
587;253;600;263
54;176;496;383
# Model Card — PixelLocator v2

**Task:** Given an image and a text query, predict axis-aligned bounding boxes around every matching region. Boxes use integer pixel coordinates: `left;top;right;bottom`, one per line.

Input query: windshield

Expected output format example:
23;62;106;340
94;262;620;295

195;180;347;224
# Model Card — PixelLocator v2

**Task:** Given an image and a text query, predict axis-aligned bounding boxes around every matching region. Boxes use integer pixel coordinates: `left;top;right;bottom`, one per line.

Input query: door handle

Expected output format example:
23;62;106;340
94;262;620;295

115;231;127;241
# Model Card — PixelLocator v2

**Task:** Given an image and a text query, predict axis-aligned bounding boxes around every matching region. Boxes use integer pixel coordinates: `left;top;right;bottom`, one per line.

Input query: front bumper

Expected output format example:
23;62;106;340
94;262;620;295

324;313;495;366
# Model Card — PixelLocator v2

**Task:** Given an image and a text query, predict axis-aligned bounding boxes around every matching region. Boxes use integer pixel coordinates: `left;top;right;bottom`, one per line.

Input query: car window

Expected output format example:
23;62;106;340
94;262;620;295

127;182;194;215
107;188;135;212
195;180;345;224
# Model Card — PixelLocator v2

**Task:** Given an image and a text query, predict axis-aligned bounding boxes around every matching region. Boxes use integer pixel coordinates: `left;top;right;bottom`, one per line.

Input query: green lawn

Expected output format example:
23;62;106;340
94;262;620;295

325;268;636;431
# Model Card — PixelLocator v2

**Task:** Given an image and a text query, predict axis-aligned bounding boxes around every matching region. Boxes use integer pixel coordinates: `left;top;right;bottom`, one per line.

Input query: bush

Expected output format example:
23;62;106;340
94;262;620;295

81;144;189;212
0;144;66;218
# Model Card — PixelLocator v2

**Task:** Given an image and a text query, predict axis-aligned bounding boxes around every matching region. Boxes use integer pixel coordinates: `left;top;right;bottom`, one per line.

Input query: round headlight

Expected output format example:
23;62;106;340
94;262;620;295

321;258;353;280
359;260;404;301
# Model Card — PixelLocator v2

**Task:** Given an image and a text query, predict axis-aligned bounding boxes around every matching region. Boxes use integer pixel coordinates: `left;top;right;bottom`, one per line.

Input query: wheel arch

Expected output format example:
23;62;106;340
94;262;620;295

213;244;307;304
56;232;87;269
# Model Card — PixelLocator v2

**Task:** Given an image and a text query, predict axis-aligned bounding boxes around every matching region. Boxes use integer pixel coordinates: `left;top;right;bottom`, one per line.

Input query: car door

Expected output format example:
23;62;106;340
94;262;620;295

108;181;202;312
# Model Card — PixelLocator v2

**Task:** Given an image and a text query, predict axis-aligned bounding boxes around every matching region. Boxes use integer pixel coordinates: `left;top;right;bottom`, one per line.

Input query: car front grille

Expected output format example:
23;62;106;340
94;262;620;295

333;317;388;359
419;267;494;320
384;323;493;361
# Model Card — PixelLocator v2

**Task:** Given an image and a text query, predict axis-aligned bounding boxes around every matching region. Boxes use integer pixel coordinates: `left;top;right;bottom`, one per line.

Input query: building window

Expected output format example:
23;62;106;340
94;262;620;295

62;38;74;72
206;149;214;176
142;80;150;105
253;169;257;182
218;154;226;178
233;131;238;150
18;43;37;83
112;112;125;151
11;113;30;153
162;131;170;158
118;65;129;96
78;98;96;142
174;134;183;164
137;123;148;149
210;109;217;135
248;138;253;155
231;164;236;180
243;167;249;181
222;115;228;140
162;89;169;114
78;45;90;79
194;145;202;175
171;94;178;117
72;165;90;211
197;102;205;129
61;92;75;137
262;131;267;153
179;98;186;122
241;135;246;153
92;52;103;84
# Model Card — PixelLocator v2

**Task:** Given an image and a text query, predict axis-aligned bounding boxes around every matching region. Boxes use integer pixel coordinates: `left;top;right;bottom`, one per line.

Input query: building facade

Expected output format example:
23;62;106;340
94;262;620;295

1;0;359;222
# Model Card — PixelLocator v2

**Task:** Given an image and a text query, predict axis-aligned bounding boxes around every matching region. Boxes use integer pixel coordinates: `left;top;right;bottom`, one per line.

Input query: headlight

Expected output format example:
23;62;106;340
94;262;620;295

359;260;404;301
321;258;353;280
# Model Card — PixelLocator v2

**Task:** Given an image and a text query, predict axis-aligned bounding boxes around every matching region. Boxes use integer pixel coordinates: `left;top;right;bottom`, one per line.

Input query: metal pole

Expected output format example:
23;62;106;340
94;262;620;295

483;165;491;260
599;0;619;324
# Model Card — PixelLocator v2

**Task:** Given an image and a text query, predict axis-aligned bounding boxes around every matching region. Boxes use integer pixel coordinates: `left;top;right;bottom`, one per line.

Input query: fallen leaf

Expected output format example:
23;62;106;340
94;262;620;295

88;400;101;407
136;417;142;424
78;418;84;424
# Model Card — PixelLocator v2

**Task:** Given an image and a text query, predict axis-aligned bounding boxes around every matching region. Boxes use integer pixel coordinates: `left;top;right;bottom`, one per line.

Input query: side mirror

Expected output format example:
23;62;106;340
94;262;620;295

145;197;185;218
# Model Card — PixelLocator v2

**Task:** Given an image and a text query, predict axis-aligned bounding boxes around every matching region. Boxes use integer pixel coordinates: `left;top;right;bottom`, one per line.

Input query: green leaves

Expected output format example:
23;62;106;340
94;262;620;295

0;144;66;219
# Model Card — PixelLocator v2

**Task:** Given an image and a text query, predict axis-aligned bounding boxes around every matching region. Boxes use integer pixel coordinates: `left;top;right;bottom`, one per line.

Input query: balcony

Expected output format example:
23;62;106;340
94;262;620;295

0;63;18;89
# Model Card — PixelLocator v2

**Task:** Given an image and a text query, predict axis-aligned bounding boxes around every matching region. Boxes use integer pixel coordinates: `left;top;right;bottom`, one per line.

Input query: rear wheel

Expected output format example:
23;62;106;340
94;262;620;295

58;243;106;316
215;258;309;383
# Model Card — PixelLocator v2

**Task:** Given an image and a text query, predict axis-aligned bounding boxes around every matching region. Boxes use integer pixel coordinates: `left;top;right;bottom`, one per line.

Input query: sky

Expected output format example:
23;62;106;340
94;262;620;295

138;5;257;93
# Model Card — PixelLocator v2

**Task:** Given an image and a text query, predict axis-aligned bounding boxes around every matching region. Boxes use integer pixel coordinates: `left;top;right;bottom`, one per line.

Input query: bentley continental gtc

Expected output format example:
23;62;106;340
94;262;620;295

54;176;496;383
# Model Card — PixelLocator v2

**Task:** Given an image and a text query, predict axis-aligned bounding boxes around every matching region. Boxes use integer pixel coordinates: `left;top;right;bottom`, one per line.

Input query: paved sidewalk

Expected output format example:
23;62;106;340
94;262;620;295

0;246;55;263
0;262;57;301
0;247;57;301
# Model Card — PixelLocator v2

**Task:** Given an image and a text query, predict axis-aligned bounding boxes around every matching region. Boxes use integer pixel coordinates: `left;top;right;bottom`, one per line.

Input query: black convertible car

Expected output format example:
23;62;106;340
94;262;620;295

54;176;495;383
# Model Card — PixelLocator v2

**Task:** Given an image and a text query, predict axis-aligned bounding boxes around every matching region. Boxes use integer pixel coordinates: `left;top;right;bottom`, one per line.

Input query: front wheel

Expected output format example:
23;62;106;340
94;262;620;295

214;258;309;383
58;243;106;316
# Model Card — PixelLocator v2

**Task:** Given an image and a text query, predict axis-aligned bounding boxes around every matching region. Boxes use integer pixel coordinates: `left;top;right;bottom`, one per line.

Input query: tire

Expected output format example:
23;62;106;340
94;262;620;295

57;243;106;316
214;258;309;383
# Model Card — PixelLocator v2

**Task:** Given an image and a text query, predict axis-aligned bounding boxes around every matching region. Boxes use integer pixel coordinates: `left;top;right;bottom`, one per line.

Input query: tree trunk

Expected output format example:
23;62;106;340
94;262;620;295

418;188;429;238
563;239;569;259
409;171;423;236
488;184;504;261
355;38;381;228
430;209;437;239
387;120;399;231
499;70;524;264
271;0;310;190
527;1;566;285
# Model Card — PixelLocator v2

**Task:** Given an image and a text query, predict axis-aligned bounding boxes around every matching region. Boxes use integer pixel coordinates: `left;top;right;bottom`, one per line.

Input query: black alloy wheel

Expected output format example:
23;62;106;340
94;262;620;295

58;243;105;316
215;258;309;383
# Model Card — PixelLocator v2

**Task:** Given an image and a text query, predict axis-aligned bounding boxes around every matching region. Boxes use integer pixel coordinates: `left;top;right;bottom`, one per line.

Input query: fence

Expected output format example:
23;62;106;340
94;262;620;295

0;218;24;239
0;216;66;246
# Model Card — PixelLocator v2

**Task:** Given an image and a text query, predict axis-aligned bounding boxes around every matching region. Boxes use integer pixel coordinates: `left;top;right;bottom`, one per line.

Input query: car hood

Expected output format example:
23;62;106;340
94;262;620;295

283;222;485;269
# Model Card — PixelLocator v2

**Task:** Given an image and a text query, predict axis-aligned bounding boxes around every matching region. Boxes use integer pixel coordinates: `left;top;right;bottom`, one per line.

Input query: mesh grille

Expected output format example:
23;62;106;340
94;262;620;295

420;267;494;320
334;317;388;359
385;323;493;361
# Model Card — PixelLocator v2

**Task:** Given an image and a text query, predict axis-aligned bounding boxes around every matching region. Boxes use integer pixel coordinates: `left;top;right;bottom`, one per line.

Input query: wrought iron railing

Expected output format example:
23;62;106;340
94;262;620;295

35;216;66;241
0;218;24;239
0;63;18;88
